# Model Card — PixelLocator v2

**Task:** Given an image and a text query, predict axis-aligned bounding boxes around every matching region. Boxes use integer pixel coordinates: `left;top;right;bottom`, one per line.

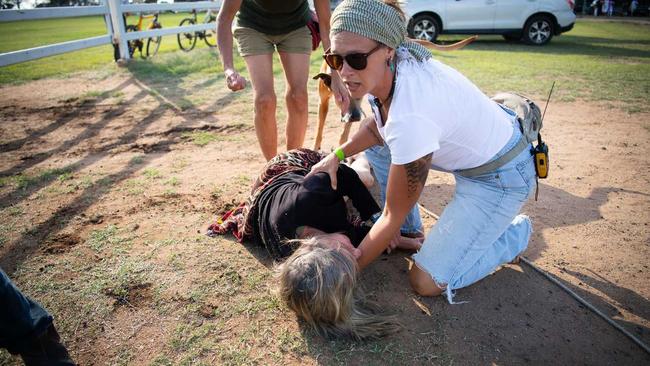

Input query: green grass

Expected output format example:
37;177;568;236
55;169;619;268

5;165;75;191
86;224;132;252
0;12;215;84
181;130;217;146
129;154;146;165
433;21;650;106
1;18;648;110
143;167;162;179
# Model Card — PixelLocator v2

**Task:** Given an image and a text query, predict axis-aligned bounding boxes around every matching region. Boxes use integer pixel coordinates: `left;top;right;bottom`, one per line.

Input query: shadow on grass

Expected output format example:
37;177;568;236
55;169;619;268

0;50;251;209
0;74;247;274
126;48;251;112
0;78;135;155
418;181;650;359
420;182;649;262
564;267;650;323
0;89;150;207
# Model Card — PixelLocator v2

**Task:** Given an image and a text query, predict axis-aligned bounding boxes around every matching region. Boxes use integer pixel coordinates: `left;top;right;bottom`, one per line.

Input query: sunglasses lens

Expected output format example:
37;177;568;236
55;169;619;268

345;54;367;70
324;54;344;70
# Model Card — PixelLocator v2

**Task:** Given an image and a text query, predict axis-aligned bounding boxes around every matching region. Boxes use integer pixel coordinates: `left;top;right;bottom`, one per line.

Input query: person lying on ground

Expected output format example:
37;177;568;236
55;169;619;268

208;148;420;339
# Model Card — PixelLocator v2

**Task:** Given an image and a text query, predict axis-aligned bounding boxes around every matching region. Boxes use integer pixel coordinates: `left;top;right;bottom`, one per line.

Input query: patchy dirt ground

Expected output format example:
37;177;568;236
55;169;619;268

0;72;648;365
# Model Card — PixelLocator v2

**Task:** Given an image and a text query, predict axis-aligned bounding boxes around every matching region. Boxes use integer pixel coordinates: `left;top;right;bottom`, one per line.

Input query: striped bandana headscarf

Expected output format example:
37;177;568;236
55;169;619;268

331;0;431;62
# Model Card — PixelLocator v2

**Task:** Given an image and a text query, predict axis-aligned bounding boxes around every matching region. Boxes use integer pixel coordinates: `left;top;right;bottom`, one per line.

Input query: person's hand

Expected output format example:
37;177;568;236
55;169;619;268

335;233;362;260
304;228;362;260
329;72;350;114
385;233;424;254
225;69;246;91
306;152;341;190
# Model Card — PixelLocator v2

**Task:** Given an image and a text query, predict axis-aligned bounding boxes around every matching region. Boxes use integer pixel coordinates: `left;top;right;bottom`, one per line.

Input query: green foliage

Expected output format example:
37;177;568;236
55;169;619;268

143;168;162;179
129;155;146;165
182;131;217;146
11;166;74;190
86;224;131;252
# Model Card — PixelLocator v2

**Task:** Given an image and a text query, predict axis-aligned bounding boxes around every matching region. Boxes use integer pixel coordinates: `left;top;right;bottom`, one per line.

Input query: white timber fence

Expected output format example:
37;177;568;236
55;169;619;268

0;0;222;67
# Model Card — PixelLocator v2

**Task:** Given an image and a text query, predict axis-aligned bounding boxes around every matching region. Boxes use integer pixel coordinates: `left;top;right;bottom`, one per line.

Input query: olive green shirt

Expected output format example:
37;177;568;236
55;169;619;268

236;0;311;35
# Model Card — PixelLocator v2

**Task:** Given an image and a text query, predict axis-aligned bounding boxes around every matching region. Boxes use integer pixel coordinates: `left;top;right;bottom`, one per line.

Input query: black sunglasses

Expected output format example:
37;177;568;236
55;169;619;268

323;43;382;71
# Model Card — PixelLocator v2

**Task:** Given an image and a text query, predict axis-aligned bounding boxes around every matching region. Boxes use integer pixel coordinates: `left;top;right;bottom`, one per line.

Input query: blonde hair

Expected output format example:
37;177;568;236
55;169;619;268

382;0;406;21
275;237;402;340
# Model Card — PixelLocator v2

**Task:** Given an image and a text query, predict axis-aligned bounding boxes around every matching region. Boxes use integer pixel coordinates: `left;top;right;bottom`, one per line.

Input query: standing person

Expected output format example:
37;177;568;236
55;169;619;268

216;0;349;161
591;0;601;15
630;0;638;15
0;269;75;365
607;0;616;15
308;0;538;303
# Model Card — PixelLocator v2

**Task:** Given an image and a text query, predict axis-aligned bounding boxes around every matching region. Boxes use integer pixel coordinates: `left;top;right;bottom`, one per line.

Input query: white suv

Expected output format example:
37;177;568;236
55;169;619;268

404;0;577;45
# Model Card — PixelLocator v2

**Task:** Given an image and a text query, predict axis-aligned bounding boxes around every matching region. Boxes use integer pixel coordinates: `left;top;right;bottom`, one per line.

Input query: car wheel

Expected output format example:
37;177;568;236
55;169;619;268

408;14;440;42
523;16;554;46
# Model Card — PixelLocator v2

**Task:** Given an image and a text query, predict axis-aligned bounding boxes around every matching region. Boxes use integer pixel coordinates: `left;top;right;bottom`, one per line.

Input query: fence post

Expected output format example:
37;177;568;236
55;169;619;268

100;0;116;57
106;0;130;60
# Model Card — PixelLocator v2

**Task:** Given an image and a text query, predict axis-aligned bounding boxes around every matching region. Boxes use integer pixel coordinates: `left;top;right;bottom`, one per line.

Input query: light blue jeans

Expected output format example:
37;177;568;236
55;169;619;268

365;144;424;235
412;120;536;303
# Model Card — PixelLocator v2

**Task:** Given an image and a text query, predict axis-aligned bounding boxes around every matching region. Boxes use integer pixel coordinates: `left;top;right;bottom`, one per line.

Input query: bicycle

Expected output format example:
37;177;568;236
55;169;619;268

177;9;217;52
126;12;163;59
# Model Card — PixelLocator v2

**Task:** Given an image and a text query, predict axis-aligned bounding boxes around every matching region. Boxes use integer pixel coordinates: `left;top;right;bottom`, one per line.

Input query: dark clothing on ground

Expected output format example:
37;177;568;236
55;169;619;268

252;166;380;259
0;268;74;365
208;148;380;260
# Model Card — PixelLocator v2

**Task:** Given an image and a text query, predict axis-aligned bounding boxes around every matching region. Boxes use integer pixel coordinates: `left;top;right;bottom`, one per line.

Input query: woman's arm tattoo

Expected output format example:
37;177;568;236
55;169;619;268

404;153;432;197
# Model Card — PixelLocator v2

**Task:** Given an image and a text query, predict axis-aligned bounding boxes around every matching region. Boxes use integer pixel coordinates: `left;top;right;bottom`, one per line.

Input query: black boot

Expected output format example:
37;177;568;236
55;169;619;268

18;325;75;366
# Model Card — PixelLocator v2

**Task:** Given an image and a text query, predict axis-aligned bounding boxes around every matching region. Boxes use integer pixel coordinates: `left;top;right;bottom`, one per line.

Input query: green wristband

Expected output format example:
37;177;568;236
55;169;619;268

334;147;346;161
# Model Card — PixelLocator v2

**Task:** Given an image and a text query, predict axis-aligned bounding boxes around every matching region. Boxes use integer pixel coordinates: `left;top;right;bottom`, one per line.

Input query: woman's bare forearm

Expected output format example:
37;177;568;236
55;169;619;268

339;117;383;158
357;153;432;268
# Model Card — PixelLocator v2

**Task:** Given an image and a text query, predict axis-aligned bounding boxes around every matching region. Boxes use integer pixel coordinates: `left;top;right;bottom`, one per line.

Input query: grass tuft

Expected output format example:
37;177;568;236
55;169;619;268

182;131;217;147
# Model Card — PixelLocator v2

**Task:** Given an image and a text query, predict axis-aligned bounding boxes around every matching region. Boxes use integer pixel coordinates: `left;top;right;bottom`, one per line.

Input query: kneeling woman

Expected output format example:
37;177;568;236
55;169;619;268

310;0;537;303
208;148;415;339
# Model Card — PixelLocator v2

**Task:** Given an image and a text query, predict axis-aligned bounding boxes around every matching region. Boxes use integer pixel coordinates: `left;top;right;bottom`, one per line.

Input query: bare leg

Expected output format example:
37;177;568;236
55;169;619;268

408;261;445;297
244;53;277;161
278;52;310;151
349;152;375;188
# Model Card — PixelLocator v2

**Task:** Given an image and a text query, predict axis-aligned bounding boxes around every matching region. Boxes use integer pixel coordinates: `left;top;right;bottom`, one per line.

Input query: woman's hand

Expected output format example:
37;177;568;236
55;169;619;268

385;233;424;254
225;69;246;91
306;153;341;190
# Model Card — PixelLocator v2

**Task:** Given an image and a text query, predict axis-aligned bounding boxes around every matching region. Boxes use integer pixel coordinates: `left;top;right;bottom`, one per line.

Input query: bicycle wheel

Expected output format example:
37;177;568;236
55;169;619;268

125;24;140;58
145;23;162;58
177;18;197;52
203;15;217;48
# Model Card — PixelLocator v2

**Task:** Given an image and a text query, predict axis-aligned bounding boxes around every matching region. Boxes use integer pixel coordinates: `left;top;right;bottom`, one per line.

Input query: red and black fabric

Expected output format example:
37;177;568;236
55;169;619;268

207;148;324;242
306;10;321;51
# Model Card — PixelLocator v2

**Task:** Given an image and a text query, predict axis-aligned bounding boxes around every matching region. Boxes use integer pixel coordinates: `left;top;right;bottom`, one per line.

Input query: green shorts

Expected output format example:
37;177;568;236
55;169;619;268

233;25;312;57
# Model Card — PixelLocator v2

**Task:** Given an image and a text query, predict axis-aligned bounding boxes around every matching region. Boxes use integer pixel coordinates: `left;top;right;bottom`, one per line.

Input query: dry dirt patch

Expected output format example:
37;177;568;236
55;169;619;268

0;74;648;365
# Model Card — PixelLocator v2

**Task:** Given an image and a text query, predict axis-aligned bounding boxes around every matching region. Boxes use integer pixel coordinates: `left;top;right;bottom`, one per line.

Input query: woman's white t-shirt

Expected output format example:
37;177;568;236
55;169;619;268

368;48;513;171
